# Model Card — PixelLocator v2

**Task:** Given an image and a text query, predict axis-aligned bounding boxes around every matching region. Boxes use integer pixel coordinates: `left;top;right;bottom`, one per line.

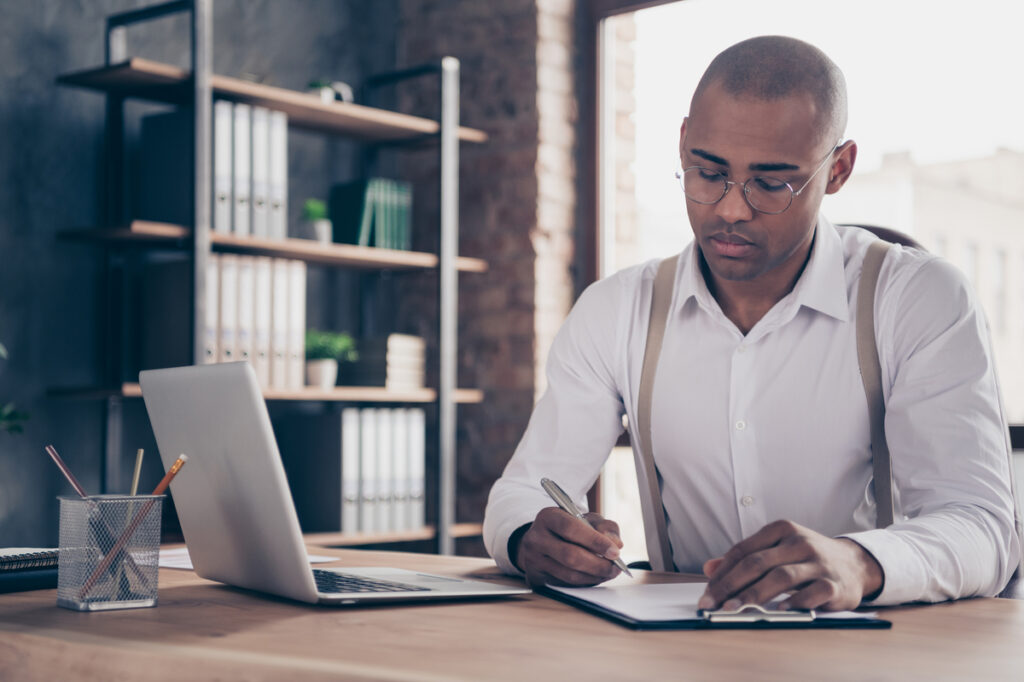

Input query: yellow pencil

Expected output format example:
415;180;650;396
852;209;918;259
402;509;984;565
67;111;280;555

129;448;145;496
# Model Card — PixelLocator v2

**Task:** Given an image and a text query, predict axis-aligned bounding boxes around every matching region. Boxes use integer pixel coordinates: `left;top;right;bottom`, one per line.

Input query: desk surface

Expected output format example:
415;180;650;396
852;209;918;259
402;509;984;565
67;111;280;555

2;547;1022;681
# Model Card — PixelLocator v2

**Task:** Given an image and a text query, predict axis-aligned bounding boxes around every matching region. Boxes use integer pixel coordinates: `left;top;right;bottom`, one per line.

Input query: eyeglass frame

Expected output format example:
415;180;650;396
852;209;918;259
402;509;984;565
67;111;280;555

674;141;843;215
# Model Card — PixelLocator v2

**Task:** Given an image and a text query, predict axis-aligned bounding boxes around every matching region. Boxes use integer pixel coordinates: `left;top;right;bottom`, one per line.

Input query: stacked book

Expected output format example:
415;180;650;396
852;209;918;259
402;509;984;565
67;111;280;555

348;334;425;390
329;177;413;250
274;407;427;535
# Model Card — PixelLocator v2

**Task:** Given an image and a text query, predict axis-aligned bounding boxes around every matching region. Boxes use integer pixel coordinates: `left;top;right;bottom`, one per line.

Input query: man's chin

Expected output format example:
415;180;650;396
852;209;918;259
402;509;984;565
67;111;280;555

702;252;764;283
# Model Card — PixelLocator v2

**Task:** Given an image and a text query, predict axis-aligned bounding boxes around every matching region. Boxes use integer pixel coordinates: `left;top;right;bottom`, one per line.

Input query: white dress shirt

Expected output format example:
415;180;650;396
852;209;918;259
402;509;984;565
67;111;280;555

483;217;1020;605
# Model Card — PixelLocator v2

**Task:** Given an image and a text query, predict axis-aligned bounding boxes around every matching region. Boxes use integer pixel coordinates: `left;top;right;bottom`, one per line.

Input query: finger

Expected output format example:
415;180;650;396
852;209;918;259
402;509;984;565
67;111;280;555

521;542;620;586
703;557;724;578
723;562;818;609
779;579;851;612
710;520;802;580
585;513;624;549
542;508;621;560
702;544;809;608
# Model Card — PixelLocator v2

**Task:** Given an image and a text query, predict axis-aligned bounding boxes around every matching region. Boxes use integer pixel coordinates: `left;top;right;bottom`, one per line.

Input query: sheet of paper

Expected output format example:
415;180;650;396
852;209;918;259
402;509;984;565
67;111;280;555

547;580;875;623
158;547;338;570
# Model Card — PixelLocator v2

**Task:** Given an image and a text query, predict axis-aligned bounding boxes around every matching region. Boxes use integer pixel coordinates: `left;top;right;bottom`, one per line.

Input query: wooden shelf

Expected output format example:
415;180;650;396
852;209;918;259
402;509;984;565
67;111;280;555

57;58;488;143
304;523;483;548
50;382;485;404
59;221;488;273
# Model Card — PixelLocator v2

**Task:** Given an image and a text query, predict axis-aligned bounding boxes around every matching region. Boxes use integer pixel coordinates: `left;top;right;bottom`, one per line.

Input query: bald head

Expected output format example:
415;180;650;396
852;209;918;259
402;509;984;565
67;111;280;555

692;36;848;145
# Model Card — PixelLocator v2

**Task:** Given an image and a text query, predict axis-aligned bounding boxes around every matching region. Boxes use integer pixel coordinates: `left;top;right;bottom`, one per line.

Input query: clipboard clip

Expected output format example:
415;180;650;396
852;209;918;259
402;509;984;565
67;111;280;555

699;603;817;623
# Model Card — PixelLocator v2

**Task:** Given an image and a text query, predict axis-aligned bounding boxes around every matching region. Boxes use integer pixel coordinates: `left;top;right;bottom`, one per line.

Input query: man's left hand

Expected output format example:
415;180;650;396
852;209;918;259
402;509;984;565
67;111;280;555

697;520;884;612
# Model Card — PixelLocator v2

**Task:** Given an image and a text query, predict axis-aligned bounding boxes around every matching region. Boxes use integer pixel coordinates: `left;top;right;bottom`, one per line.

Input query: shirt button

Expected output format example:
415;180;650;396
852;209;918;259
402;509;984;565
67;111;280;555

741;496;755;507
735;420;746;430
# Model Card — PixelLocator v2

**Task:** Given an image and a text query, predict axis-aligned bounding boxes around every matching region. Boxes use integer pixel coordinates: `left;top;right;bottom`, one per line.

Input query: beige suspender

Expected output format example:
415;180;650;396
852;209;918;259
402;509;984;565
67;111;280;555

634;242;894;571
857;241;895;527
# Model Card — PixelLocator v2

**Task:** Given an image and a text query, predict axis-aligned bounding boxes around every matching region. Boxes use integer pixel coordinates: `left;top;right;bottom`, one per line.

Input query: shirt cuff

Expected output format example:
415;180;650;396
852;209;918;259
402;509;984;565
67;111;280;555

839;528;926;606
487;513;540;576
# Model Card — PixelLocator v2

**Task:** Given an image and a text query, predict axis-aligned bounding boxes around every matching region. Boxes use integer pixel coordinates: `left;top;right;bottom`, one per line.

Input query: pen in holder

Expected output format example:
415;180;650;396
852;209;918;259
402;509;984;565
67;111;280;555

57;495;163;611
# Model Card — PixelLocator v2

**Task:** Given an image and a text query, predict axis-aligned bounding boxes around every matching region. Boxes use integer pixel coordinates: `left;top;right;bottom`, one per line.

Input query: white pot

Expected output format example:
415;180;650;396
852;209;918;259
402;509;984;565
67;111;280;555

306;358;338;390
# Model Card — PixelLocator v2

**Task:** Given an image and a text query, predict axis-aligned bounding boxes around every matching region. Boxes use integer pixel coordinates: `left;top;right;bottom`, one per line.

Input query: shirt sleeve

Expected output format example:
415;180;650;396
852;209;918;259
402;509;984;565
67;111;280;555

842;255;1021;605
483;275;630;575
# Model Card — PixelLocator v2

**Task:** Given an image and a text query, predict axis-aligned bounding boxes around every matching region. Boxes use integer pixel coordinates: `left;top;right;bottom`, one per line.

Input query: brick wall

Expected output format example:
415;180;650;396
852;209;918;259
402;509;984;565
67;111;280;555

395;0;581;524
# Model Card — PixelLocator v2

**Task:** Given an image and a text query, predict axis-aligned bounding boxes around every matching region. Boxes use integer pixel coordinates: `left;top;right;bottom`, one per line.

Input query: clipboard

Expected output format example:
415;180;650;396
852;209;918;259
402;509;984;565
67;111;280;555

537;579;891;631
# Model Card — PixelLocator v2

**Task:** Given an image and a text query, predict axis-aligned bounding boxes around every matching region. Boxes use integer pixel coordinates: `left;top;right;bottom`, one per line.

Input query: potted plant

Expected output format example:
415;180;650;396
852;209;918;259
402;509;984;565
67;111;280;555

307;79;336;104
0;342;27;434
301;198;332;244
305;330;357;390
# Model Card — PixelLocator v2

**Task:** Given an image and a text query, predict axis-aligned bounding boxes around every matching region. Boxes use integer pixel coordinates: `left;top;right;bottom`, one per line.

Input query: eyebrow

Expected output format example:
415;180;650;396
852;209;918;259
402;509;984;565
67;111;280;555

689;147;801;173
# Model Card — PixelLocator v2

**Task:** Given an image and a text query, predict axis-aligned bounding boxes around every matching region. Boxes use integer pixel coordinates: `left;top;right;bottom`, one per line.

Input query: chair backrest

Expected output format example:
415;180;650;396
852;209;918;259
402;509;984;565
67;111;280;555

841;223;926;250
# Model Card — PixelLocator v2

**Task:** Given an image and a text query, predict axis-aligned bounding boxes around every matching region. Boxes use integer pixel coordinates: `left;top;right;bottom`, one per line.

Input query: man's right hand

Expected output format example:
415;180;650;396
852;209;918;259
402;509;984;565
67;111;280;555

514;507;625;586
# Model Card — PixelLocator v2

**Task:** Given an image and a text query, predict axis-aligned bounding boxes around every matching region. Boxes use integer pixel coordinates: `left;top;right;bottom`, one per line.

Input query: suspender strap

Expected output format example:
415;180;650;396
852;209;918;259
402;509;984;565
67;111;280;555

633;256;679;572
857;240;894;528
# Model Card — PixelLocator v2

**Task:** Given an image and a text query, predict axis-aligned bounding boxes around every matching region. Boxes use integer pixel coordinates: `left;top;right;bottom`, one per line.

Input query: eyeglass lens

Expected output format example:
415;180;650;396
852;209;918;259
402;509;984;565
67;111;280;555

680;168;793;214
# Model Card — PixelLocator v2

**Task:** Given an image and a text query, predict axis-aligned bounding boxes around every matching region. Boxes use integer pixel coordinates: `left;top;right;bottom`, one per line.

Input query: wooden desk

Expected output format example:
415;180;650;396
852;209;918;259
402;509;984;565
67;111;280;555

2;547;1022;681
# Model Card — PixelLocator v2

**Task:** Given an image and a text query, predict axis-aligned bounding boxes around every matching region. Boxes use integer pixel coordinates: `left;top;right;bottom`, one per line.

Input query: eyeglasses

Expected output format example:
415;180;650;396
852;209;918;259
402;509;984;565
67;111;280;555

675;143;840;215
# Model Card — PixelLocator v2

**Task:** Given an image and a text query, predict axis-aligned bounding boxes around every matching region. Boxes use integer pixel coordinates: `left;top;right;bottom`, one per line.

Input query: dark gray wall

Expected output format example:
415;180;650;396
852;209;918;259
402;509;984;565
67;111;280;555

0;0;397;545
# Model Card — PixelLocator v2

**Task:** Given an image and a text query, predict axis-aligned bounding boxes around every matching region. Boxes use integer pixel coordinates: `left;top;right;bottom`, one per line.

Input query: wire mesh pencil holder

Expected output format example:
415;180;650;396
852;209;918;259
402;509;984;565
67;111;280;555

57;495;163;611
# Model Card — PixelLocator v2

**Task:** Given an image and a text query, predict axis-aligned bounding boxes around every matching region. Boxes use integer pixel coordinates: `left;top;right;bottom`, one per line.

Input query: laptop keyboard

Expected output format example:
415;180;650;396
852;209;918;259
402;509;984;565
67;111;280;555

313;569;431;594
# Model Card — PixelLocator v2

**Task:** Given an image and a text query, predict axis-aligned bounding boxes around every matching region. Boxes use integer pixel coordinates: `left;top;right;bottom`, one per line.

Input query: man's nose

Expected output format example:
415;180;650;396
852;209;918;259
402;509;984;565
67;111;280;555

714;181;754;224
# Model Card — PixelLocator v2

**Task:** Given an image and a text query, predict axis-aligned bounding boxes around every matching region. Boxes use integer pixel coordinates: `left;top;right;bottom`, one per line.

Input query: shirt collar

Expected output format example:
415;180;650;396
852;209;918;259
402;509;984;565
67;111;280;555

672;214;849;323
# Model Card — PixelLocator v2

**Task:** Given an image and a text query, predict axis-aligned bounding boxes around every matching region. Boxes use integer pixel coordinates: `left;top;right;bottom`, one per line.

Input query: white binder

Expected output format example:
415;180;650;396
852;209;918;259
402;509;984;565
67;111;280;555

217;254;238;364
359;408;379;534
268;110;288;240
391;407;410;532
232;103;251;236
341;407;361;534
213;100;233;234
287;260;306;390
249;106;270;239
203;254;220;364
235;255;255;366
408;407;426;530
375;408;394;532
269;258;289;388
252;256;272;387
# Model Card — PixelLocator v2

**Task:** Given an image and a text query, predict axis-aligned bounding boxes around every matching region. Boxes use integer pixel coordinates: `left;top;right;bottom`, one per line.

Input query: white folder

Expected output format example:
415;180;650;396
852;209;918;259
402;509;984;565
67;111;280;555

252;256;272;387
217;254;238;364
250;106;270;239
341;407;361;534
287;260;306;390
269;258;289;388
359;408;379;534
213;101;233;234
235;255;255;366
408;407;426;530
203;254;220;364
268;110;288;240
232;103;251;236
375;408;394;532
391;407;410;532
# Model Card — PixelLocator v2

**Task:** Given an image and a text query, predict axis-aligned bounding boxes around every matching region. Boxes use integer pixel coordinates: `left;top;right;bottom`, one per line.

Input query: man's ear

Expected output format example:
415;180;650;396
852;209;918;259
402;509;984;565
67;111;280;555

825;139;858;194
679;117;688;160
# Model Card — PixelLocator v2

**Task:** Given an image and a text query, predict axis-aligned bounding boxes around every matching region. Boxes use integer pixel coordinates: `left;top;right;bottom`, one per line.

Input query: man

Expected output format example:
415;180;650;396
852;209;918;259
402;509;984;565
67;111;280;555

483;35;1020;610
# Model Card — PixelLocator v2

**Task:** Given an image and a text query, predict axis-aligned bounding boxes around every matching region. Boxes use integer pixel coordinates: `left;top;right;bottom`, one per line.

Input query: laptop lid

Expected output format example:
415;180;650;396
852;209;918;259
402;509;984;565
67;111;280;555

140;362;321;603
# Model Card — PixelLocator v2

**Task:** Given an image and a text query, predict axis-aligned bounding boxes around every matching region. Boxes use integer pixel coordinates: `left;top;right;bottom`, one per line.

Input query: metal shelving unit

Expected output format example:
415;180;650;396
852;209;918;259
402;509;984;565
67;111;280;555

55;0;484;554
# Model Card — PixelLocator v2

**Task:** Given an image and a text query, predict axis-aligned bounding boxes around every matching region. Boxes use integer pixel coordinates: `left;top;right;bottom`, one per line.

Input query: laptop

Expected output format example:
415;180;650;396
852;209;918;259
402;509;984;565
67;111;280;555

138;362;530;605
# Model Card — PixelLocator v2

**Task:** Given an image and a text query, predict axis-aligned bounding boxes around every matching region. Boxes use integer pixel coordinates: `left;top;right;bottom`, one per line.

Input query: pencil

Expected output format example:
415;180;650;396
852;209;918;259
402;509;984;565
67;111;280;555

44;444;89;498
79;454;189;600
151;454;188;495
129;449;145;496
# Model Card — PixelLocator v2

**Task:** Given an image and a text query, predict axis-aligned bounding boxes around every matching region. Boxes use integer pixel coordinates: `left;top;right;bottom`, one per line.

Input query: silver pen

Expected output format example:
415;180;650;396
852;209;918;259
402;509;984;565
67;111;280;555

540;477;633;578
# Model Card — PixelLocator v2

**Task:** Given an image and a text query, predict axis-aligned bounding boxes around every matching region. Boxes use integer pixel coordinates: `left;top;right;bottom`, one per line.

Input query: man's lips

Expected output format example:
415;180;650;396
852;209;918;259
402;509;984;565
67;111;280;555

707;233;756;258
